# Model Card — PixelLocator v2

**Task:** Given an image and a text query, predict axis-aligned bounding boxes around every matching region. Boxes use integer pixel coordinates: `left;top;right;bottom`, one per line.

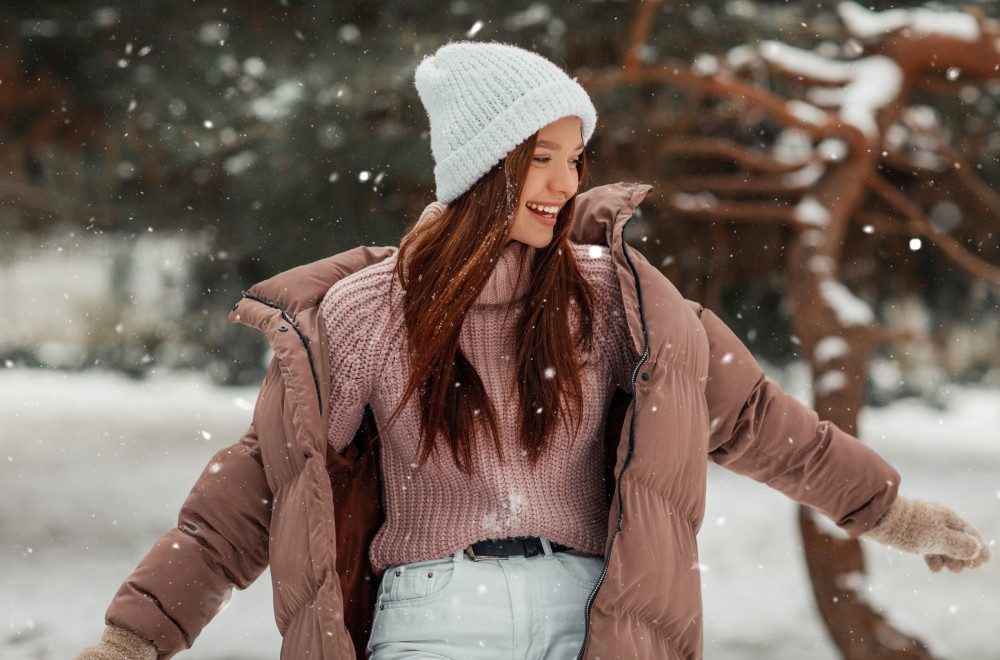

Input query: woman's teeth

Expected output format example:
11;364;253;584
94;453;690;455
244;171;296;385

526;202;558;217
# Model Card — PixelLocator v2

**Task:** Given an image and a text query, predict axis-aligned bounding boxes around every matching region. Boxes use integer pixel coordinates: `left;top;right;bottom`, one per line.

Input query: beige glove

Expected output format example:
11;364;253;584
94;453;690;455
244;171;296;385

865;496;992;573
75;624;158;660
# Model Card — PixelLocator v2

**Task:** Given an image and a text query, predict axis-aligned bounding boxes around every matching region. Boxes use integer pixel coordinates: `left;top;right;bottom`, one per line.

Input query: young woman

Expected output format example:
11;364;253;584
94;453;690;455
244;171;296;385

77;42;990;660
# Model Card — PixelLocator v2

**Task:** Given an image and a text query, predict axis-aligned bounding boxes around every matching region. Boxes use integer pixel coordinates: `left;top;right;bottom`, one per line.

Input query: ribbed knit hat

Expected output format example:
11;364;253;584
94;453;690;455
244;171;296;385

414;42;597;204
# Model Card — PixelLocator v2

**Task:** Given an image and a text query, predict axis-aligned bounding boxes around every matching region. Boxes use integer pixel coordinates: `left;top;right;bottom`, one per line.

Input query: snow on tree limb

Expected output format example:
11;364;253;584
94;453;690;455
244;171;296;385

758;41;902;136
837;1;982;42
819;280;876;327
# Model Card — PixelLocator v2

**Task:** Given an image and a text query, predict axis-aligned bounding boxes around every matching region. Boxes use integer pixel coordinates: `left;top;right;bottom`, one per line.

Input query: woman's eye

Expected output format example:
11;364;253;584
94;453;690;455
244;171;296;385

533;156;550;163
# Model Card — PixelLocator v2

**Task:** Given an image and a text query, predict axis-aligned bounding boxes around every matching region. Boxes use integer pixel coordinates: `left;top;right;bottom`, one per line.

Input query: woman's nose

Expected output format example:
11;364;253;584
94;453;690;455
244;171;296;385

550;162;578;196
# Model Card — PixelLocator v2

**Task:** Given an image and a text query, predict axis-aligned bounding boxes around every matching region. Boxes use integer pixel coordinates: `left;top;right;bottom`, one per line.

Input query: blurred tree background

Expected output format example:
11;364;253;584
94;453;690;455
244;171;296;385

2;0;998;387
3;3;999;657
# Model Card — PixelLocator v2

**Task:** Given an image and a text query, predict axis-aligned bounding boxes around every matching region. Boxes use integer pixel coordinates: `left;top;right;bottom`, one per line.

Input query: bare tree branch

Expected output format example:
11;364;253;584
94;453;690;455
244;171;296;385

658;136;810;172
866;173;1000;284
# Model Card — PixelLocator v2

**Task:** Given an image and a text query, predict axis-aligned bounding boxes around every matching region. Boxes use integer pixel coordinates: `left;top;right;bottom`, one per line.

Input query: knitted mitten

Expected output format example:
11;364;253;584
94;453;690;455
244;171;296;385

865;496;992;573
75;624;157;660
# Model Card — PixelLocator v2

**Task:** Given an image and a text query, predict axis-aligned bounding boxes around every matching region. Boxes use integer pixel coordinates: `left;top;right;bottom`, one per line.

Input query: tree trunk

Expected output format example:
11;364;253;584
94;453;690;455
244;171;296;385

798;507;934;659
787;229;935;659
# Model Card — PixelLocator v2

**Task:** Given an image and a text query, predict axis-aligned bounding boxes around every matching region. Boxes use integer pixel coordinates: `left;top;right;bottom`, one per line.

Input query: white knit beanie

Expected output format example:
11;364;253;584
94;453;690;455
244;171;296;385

414;41;597;204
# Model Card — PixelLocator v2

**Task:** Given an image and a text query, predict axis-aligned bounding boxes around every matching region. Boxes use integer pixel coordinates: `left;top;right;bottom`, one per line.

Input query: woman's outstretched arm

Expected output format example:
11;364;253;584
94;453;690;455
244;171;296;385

697;305;990;569
77;422;272;658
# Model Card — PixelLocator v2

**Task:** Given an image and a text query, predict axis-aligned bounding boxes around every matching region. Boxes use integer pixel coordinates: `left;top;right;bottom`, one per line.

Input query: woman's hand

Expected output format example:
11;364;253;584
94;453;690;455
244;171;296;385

865;496;992;573
75;625;157;660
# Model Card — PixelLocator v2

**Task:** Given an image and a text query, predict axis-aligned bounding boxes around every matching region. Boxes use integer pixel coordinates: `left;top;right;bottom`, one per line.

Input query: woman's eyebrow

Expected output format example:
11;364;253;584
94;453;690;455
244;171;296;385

536;139;585;151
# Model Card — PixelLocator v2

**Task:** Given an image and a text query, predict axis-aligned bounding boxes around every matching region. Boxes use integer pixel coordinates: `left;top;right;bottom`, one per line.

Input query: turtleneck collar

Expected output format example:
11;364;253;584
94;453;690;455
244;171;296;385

415;202;536;309
474;241;535;308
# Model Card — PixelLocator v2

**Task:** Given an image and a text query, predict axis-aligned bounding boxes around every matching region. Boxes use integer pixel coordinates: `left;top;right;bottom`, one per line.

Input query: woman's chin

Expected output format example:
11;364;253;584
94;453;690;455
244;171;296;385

510;231;554;249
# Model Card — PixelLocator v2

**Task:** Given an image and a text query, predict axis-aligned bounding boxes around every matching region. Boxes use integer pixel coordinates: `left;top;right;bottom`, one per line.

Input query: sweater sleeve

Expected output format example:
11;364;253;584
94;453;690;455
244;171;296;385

320;262;392;452
697;306;899;537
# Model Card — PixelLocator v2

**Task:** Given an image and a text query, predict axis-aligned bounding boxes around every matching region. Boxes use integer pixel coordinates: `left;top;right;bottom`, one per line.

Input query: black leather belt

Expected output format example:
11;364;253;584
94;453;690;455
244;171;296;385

465;536;572;561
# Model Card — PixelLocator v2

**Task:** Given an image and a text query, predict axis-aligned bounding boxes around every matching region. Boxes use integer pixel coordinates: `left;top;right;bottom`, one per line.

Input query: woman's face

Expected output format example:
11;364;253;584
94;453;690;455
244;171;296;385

508;116;584;248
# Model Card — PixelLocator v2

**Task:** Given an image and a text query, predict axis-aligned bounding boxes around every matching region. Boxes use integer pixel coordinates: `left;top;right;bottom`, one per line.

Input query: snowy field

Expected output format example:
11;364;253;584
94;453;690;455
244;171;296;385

1;368;997;659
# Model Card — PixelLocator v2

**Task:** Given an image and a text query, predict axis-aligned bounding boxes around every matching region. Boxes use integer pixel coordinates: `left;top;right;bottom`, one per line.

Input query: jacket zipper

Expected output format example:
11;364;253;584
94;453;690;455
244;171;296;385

576;207;651;660
243;293;324;413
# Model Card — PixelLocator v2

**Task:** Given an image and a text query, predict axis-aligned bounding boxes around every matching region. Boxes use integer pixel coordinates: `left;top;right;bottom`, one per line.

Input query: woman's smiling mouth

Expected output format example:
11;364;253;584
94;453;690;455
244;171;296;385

525;201;560;224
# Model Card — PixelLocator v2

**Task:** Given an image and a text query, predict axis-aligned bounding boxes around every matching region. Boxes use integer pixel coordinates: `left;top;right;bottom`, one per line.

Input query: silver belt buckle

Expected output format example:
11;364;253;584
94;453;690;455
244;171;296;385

465;545;507;561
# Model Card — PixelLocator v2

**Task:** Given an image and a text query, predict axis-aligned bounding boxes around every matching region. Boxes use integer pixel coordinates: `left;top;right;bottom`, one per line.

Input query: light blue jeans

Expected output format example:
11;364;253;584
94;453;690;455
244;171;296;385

367;539;604;659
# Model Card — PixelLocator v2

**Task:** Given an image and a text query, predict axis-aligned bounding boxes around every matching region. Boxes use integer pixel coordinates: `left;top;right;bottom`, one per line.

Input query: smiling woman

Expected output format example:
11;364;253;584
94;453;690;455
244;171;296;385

76;41;990;660
389;113;599;476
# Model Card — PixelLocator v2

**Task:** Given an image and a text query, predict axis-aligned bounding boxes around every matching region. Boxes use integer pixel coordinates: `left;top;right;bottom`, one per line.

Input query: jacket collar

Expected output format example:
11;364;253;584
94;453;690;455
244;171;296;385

229;246;398;333
570;182;652;248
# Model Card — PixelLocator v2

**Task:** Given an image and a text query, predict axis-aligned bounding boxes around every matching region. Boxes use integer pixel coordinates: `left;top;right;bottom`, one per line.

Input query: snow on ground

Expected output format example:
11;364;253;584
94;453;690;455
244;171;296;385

1;368;996;659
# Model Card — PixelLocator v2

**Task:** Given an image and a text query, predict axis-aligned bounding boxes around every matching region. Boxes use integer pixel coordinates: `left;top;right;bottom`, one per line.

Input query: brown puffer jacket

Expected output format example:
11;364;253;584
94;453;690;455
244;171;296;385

104;183;898;659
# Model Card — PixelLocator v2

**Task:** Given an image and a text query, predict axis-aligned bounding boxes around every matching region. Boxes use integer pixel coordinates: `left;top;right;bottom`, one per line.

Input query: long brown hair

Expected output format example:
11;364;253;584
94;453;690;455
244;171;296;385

392;132;594;473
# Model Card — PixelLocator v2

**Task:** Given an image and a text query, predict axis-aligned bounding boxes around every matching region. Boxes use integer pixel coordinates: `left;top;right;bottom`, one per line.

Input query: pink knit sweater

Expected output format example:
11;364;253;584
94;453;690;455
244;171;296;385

320;240;637;572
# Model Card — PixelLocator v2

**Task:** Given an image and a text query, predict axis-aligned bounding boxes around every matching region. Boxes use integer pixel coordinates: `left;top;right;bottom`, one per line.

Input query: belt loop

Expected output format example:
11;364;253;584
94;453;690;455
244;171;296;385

454;548;467;562
540;538;553;557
